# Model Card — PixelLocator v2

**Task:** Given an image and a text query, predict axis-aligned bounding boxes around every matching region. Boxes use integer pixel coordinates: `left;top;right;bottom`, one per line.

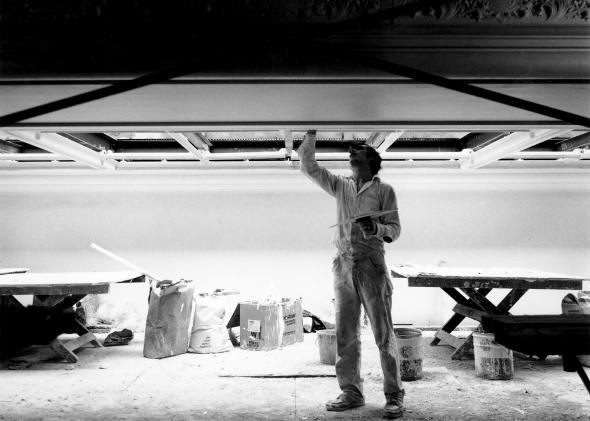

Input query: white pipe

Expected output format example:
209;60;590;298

90;243;161;281
0;153;66;161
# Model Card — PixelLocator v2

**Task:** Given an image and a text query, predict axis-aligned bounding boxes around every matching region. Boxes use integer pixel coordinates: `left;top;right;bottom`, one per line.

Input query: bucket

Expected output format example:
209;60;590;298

394;328;423;381
473;332;514;380
317;329;337;365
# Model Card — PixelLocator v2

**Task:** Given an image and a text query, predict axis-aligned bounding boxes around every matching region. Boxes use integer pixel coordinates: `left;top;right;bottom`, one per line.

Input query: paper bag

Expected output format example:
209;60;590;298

143;279;194;359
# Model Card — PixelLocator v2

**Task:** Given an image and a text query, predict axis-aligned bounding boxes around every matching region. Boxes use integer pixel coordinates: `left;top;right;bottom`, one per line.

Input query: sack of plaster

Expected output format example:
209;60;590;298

188;293;232;353
143;279;194;359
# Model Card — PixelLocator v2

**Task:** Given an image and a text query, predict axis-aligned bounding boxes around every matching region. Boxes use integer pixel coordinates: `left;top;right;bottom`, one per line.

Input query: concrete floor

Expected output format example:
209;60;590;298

0;330;589;421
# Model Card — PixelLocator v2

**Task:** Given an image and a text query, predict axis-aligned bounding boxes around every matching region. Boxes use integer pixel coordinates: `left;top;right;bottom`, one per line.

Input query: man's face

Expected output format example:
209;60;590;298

349;144;371;169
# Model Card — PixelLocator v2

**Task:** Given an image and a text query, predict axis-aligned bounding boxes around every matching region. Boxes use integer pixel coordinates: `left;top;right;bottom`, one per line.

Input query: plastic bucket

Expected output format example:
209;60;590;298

394;328;423;381
317;329;337;365
473;332;514;380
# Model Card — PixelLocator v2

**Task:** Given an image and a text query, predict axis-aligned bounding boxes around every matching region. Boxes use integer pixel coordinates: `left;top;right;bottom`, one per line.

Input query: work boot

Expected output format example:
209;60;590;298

325;393;365;412
383;392;404;419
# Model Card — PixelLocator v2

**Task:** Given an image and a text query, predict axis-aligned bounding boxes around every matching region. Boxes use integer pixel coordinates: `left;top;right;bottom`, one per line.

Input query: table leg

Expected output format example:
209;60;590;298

1;295;26;361
451;288;529;360
497;289;528;313
33;294;85;310
4;294;102;364
563;354;590;394
50;320;102;363
431;288;491;347
461;288;503;315
45;296;102;362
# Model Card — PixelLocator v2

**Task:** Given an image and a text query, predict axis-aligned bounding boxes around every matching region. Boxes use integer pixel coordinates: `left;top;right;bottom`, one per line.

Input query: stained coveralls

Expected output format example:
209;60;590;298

298;134;404;401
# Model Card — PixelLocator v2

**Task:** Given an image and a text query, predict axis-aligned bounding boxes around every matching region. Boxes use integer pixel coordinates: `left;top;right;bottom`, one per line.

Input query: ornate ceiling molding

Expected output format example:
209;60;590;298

395;0;590;23
0;1;588;78
1;0;588;27
263;0;590;23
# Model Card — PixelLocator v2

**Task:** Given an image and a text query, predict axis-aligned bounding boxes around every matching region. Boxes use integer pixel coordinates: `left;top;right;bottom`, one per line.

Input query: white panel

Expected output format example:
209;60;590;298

0;83;587;128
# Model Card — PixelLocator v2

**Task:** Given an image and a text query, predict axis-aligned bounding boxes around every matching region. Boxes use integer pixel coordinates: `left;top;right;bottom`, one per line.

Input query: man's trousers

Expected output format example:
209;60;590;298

332;252;404;399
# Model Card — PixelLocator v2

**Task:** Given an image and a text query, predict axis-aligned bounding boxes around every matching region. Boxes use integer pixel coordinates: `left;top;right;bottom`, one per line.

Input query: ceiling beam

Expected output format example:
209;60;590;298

325;47;590;128
281;130;293;158
1;131;117;170
183;132;211;151
58;133;114;152
367;131;405;151
463;132;510;151
5;149;585;163
0;138;21;154
0;153;65;161
167;132;209;162
462;129;571;169
376;131;404;153
558;132;590;151
367;132;386;148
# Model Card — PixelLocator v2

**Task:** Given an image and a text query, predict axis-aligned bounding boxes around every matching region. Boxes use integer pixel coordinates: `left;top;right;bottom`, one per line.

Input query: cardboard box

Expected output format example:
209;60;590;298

239;298;303;350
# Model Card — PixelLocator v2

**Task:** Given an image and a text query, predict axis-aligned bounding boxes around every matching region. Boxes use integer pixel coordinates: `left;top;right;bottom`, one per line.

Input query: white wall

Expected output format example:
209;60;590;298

1;168;589;328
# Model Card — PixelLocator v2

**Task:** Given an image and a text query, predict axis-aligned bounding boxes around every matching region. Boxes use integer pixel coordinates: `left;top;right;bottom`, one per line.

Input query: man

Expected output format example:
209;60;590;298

298;130;404;419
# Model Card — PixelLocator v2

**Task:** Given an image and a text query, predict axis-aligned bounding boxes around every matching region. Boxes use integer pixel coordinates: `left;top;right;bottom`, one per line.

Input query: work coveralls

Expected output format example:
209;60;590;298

298;134;404;401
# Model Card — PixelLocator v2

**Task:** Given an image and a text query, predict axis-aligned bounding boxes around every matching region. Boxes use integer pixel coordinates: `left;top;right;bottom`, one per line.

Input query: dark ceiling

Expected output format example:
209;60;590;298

0;1;588;171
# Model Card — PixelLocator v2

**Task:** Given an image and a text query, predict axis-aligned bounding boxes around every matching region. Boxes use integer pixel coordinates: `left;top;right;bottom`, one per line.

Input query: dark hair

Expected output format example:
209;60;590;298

365;145;382;176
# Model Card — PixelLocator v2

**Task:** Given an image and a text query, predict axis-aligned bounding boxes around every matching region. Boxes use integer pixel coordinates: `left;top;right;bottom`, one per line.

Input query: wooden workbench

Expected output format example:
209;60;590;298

0;270;145;363
390;264;588;360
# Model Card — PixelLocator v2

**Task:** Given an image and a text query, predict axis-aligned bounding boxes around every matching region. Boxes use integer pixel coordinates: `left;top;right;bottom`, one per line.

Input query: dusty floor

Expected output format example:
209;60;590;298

0;329;589;421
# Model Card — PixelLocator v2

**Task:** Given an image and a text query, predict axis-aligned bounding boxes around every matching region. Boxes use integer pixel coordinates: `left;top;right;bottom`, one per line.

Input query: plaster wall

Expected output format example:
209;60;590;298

1;169;589;327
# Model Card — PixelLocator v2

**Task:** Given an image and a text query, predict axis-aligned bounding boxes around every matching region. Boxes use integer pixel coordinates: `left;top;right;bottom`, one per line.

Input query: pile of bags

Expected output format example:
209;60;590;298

143;279;238;359
188;292;234;354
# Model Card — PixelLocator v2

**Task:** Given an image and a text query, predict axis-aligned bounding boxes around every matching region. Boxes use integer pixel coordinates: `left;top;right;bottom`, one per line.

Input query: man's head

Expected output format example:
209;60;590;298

349;144;382;177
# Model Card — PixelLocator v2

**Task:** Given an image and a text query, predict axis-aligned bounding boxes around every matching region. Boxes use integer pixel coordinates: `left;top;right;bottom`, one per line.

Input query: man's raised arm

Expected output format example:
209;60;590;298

298;130;341;197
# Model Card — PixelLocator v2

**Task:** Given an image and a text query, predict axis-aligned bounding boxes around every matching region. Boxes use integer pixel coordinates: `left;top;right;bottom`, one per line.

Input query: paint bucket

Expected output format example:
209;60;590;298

317;329;337;365
394;328;423;381
473;332;514;380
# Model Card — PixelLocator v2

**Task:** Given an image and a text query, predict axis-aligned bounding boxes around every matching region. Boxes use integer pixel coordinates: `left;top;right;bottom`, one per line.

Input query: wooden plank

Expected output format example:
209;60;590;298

50;332;101;363
392;264;586;279
71;320;102;347
441;287;469;305
64;332;100;352
451;333;474;360
461;288;503;315
497;288;528;313
392;264;586;290
0;270;144;296
52;294;87;311
452;303;486;322
0;268;29;275
49;338;79;363
32;295;68;307
434;330;465;349
1;284;108;296
452;336;474;360
431;288;491;346
408;276;582;290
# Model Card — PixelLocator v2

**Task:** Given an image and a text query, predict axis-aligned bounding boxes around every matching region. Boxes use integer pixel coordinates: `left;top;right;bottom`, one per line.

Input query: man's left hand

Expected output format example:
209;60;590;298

356;216;376;236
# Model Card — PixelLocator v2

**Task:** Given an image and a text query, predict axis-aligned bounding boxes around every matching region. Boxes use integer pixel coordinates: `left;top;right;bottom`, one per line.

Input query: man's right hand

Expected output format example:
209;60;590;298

356;216;376;236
